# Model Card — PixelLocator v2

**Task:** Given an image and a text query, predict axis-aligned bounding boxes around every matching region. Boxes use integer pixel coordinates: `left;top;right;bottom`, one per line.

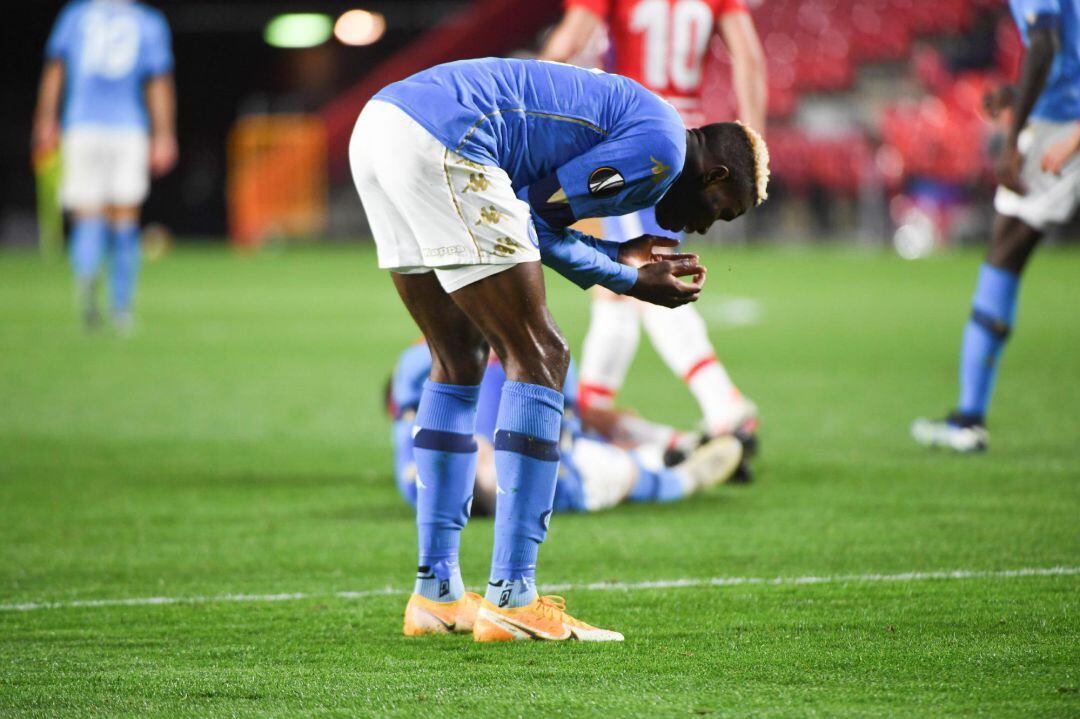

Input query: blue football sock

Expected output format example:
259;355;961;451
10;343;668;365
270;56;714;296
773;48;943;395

956;263;1019;420
109;222;141;314
69;217;108;282
627;456;685;504
486;381;563;609
412;380;479;602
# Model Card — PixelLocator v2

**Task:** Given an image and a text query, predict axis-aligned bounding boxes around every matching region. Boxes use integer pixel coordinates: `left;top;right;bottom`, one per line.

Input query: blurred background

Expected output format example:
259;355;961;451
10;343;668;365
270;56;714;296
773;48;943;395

4;0;1078;257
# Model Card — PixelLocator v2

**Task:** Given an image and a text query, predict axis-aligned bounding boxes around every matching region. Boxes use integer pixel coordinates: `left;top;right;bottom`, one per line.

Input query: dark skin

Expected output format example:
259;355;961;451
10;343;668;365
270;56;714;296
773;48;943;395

655;128;756;235
985;24;1059;274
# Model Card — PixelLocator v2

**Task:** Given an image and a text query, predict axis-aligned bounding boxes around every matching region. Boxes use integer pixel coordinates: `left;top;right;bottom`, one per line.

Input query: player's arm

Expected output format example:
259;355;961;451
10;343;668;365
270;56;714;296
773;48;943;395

31;60;64;163
717;9;767;134
998;5;1061;193
540;3;606;63
146;74;178;177
518;138;705;307
144;12;178;177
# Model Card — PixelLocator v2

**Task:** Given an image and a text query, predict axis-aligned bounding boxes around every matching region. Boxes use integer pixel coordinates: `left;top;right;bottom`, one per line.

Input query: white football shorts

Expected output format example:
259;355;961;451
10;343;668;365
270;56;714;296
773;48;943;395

994;119;1080;231
349;100;541;293
61;127;150;210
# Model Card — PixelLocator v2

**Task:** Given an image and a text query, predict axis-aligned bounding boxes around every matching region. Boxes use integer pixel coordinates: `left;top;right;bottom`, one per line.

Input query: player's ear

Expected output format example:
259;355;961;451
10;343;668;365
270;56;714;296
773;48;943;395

704;165;730;186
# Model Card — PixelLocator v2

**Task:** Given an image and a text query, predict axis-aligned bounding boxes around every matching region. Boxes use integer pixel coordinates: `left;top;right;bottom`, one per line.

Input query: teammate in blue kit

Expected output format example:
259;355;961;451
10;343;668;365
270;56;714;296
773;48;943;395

912;0;1080;452
387;342;744;516
33;0;177;333
349;57;769;641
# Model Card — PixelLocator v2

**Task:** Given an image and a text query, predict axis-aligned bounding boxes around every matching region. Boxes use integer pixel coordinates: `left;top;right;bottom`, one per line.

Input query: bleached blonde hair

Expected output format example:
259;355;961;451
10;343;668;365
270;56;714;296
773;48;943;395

735;121;771;205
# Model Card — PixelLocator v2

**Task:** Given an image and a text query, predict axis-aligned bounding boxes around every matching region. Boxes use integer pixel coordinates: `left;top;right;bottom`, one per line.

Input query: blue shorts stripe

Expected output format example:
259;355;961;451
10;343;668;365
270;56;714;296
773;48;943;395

413;428;478;453
493;430;560;462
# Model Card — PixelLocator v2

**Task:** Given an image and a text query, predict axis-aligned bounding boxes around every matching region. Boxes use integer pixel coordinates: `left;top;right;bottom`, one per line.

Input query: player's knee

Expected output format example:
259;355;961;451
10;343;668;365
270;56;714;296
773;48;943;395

430;337;489;385
987;218;1040;274
521;327;570;389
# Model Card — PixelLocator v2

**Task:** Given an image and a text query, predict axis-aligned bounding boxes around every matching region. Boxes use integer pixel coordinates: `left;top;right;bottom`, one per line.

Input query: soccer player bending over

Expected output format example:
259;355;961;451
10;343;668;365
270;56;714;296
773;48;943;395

33;0;177;334
912;0;1080;452
350;58;768;641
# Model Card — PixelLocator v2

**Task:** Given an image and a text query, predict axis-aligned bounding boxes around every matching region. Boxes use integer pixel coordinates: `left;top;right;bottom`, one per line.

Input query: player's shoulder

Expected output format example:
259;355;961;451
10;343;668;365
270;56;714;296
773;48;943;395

131;1;170;29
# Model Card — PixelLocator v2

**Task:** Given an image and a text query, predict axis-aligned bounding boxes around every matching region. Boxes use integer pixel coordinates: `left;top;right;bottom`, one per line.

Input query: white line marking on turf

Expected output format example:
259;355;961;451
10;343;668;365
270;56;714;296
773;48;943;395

2;566;1076;613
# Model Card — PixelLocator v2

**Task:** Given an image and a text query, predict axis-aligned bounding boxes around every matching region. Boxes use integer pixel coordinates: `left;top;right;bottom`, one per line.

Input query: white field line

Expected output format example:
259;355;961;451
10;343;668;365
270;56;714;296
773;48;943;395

2;566;1077;613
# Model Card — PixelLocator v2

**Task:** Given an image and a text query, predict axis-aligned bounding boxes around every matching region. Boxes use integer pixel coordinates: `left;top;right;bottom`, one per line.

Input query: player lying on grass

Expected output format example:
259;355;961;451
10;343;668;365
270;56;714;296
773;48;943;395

387;342;745;517
350;57;768;641
912;0;1080;452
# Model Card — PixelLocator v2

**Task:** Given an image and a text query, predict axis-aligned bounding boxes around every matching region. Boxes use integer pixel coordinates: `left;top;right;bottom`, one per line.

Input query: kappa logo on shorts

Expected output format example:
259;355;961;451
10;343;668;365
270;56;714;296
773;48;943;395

588;167;625;198
492;237;525;257
462;173;491;194
475;206;503;226
422;245;469;258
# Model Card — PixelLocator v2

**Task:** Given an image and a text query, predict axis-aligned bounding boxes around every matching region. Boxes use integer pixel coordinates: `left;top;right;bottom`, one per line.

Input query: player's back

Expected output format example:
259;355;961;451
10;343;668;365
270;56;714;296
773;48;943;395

47;0;173;131
1010;0;1080;121
599;0;746;123
373;57;683;190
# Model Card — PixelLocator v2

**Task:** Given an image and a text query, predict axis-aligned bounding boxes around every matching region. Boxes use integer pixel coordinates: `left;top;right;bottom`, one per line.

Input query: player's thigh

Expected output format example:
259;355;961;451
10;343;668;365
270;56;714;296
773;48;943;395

390;271;488;385
448;262;569;389
986;213;1042;274
60;129;107;211
105;132;150;208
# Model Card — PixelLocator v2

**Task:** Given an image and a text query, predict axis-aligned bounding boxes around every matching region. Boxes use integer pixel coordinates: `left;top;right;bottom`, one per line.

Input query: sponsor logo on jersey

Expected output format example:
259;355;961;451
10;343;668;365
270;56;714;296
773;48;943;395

650;155;672;184
588;167;625;197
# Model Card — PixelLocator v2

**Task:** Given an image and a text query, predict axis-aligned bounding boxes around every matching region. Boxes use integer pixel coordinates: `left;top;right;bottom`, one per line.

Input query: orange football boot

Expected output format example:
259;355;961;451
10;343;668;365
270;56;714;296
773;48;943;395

402;591;481;636
473;595;623;642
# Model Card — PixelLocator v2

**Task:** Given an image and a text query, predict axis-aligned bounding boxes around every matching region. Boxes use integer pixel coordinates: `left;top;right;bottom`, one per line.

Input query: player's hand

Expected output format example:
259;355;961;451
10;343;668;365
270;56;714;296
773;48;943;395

1041;126;1080;175
150;134;179;177
618;234;680;267
624;255;706;308
30;117;60;167
996;143;1025;195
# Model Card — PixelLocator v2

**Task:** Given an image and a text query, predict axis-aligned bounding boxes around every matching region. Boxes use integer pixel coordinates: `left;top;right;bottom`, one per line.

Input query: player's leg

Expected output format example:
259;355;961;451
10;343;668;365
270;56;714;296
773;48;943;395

350;101;489;634
448;262;568;603
577;215;642;409
106;205;142;334
392;271;487;634
60;129;108;328
956;215;1040;419
913;214;1039;451
635;206;757;437
445;263;621;641
104;132;150;333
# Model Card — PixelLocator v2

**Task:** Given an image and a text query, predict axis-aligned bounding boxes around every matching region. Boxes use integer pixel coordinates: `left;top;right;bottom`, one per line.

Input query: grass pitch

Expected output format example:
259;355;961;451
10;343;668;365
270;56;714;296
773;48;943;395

1;244;1078;717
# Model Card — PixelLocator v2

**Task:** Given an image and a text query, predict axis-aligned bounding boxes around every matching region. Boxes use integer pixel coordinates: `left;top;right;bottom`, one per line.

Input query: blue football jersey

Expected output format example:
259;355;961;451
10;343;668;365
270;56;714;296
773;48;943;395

1010;0;1080;121
374;58;687;292
46;0;174;131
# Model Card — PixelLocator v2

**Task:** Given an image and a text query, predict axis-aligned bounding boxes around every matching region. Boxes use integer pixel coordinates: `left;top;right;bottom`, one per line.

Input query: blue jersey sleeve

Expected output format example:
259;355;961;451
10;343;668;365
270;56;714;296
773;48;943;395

516;181;638;293
554;125;684;223
141;10;174;77
45;2;82;61
516;110;684;293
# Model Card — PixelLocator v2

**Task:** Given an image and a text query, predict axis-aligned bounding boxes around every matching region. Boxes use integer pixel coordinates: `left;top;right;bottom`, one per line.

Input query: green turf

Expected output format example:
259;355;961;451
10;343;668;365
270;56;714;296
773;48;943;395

0;244;1077;717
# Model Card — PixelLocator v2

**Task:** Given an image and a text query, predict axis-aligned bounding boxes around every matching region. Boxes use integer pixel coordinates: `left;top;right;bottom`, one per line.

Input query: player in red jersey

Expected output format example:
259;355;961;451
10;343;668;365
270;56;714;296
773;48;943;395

542;0;767;463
